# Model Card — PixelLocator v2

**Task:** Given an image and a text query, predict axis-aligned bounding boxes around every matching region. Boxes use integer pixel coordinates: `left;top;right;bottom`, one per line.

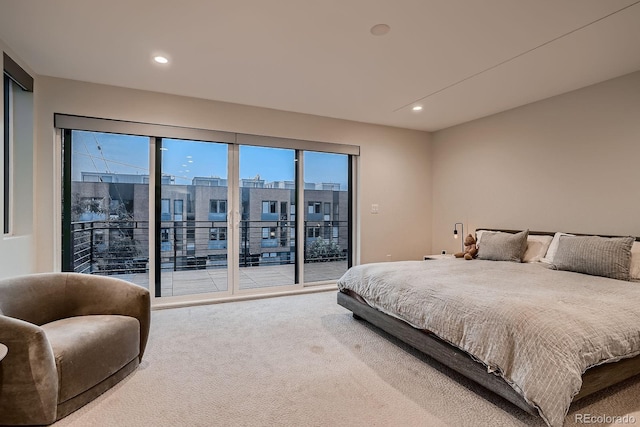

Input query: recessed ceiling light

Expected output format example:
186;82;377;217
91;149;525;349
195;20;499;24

153;55;169;64
412;106;423;111
370;24;391;36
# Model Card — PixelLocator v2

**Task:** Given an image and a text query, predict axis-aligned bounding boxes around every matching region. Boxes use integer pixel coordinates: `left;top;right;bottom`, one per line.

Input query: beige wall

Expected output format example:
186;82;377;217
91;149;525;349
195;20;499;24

5;42;638;275
431;71;640;254
34;76;432;272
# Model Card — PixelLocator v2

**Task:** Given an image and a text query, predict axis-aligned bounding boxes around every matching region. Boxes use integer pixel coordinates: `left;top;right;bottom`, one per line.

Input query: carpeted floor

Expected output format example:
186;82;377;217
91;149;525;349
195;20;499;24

53;291;640;427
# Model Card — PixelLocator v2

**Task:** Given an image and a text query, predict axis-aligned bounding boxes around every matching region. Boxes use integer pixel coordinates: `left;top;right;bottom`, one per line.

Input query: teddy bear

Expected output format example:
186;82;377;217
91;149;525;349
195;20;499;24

454;234;478;260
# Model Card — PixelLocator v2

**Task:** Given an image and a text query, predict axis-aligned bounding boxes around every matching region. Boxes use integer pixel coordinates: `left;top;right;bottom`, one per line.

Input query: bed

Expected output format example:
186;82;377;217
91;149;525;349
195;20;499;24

336;229;640;427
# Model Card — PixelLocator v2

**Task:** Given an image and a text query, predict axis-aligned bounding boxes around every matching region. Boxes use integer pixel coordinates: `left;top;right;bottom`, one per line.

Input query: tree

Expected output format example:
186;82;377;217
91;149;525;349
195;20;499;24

306;237;343;262
70;193;144;274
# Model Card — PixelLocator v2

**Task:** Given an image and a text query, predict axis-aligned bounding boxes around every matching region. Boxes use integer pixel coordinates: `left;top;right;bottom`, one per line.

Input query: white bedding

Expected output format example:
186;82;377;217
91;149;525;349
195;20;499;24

337;258;640;427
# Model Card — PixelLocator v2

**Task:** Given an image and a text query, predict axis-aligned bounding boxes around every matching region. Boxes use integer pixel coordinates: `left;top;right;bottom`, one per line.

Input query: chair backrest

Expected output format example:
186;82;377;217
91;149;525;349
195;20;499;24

0;273;74;325
0;272;151;359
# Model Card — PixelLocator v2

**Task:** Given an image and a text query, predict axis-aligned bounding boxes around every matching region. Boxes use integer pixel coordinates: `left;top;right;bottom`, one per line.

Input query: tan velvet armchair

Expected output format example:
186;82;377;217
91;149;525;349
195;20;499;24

0;272;150;425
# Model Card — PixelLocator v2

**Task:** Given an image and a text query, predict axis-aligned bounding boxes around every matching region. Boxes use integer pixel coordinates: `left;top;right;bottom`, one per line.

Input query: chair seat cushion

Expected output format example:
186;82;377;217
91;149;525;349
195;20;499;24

41;315;140;403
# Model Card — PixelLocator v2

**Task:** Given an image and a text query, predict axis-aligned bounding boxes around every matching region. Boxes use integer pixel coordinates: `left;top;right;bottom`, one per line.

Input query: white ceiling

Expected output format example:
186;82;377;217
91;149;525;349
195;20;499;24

1;0;639;131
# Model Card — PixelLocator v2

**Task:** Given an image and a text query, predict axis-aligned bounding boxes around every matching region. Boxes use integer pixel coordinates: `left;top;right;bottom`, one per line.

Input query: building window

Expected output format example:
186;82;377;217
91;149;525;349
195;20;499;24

160;228;170;252
280;201;288;220
161;198;170;220
262;201;277;214
209;227;227;241
307;226;320;238
174;199;183;221
186;221;195;240
262;227;276;239
308;202;321;214
279;226;288;247
332;226;339;239
209;199;226;213
324;202;331;220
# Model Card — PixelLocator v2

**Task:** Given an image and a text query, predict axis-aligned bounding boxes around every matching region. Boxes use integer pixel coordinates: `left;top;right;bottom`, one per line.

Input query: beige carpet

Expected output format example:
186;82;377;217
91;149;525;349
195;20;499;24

54;291;640;427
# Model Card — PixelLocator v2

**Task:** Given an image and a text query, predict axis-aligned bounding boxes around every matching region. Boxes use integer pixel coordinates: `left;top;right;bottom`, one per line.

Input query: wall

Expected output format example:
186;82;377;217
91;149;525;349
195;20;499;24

431;71;640;254
0;41;35;279
34;76;432;272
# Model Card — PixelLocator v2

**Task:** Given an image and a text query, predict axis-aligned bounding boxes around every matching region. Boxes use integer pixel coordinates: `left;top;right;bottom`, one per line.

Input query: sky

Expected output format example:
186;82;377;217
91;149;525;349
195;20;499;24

71;131;348;188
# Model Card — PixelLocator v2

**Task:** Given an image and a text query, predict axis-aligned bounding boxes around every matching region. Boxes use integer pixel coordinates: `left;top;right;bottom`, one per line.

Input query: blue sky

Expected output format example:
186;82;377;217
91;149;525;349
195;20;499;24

71;131;348;188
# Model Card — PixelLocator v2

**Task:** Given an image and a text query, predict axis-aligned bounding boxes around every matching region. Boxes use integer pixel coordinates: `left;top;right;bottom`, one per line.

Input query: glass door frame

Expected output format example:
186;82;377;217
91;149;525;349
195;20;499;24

57;114;359;307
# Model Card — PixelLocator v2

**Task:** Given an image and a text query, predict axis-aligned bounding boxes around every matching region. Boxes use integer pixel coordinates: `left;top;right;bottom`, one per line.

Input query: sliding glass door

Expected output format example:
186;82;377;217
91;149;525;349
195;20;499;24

60;115;357;302
238;146;296;290
63;130;150;288
303;152;349;283
159;139;229;297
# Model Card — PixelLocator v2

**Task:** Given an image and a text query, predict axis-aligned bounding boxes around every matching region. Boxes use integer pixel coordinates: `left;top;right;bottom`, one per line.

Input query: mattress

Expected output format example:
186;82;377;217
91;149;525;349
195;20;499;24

337;258;640;427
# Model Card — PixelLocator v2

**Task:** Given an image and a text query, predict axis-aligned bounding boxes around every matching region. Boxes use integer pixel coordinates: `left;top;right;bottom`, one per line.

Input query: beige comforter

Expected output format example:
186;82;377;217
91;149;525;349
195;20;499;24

337;259;640;427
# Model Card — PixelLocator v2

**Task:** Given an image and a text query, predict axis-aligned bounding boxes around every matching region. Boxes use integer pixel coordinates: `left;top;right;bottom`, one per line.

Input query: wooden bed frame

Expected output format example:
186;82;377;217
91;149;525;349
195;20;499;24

337;228;640;416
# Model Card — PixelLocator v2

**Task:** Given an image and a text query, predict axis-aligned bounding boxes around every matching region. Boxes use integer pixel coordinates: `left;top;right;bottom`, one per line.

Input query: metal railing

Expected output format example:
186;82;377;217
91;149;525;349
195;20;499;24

70;219;348;275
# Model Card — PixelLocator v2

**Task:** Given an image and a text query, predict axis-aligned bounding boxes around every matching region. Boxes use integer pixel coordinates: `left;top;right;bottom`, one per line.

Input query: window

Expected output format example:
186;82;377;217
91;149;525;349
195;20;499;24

324;202;331;220
262;227;276;239
209;200;227;213
209;199;227;221
262;201;277;214
308;202;321;214
174;199;183;221
307;226;320;238
280;201;287;220
279;225;288;247
186;221;195;240
3;54;33;236
209;199;226;213
161;199;170;220
59;114;356;296
160;228;170;251
209;227;227;241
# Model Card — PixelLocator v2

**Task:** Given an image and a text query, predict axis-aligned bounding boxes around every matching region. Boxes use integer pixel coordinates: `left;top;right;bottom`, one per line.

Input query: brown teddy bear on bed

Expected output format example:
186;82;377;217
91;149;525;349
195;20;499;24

454;234;478;260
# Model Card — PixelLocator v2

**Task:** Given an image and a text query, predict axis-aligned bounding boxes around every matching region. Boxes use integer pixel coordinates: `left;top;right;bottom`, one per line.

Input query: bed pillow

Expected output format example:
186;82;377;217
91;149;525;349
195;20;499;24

629;241;640;281
551;235;634;280
477;229;529;262
522;234;554;263
475;230;496;245
541;232;575;264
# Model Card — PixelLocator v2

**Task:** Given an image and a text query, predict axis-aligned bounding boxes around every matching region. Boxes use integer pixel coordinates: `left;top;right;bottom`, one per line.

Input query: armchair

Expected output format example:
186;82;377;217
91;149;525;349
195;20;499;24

0;272;150;425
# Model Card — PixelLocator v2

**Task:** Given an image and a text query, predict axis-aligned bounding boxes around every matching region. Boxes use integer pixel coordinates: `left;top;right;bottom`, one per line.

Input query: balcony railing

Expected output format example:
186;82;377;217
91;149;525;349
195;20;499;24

69;219;348;276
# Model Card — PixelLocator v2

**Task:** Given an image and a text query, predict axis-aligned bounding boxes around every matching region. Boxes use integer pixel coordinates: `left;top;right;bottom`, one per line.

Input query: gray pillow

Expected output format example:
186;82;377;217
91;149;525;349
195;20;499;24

551;235;634;280
477;230;529;262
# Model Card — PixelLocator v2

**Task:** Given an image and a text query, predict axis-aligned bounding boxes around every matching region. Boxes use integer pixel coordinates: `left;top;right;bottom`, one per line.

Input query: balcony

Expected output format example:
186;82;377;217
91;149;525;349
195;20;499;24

69;219;348;296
